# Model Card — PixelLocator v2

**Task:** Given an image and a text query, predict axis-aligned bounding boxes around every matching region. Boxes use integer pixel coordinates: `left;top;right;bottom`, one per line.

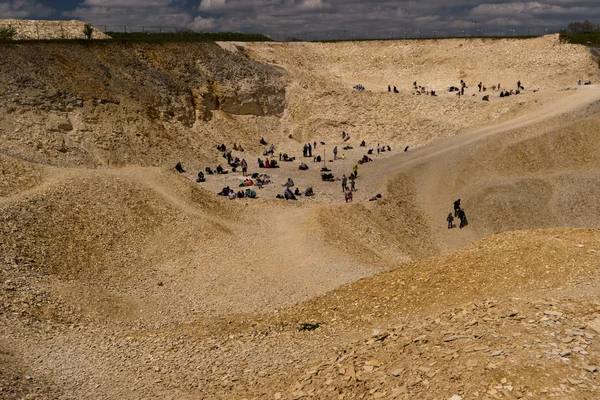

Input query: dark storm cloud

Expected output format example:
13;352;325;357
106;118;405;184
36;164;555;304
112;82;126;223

0;0;54;18
5;1;600;35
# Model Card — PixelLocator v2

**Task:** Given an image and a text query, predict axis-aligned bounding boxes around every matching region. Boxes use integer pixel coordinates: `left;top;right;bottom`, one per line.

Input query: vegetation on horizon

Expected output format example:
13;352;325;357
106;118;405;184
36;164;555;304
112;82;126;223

560;20;600;46
0;26;16;41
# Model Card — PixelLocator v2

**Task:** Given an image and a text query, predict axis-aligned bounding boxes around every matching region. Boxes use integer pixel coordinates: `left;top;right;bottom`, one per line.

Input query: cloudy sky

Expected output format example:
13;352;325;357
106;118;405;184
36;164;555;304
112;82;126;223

1;1;600;38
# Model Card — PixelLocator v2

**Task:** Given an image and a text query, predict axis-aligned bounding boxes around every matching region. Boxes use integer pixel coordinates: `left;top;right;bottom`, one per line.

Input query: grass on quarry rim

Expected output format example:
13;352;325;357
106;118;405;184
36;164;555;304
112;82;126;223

0;31;273;44
560;31;600;46
0;32;546;45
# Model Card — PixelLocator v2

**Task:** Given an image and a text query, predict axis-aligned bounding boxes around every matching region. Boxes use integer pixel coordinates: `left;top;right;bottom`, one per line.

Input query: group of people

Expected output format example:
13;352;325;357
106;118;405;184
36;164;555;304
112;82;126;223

257;158;279;169
302;142;314;157
277;178;314;200
447;199;468;229
218;186;257;200
354;84;365;92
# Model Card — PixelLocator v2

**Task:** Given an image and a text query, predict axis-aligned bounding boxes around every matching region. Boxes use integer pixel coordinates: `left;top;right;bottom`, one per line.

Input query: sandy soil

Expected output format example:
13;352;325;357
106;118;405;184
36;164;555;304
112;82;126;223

3;35;600;399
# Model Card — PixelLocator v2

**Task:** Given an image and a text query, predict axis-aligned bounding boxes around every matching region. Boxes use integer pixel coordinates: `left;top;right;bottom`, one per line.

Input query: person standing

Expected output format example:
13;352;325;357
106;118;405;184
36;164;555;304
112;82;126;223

377;143;381;154
350;176;356;191
458;209;467;229
241;159;248;177
342;174;348;191
308;142;312;157
303;144;307;157
453;199;461;217
446;213;454;229
333;146;338;160
352;164;358;177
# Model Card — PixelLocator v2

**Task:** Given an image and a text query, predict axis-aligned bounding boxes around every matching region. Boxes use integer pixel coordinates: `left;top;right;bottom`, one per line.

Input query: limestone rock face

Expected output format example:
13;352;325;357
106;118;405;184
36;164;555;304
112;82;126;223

0;41;286;167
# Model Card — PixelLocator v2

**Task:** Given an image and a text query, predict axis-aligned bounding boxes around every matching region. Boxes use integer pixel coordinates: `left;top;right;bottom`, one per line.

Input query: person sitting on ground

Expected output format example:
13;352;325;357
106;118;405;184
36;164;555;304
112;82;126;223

344;134;351;142
482;95;489;101
175;162;185;173
367;149;373;155
299;163;309;170
228;190;236;200
205;166;214;175
216;164;224;174
342;131;346;139
360;140;366;147
386;145;391;151
258;158;265;168
499;91;505;98
265;159;271;168
404;146;409;152
305;187;314;196
345;189;353;203
430;90;437;96
393;86;399;93
196;171;205;182
283;177;294;187
294;187;301;196
218;186;230;196
314;155;322;163
585;80;592;85
245;188;257;198
237;190;244;198
321;173;334;181
233;143;238;150
284;187;297;200
260;137;267;145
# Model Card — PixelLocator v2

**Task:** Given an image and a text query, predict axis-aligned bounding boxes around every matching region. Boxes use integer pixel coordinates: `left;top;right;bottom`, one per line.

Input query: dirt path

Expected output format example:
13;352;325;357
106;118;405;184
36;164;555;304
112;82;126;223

358;85;600;253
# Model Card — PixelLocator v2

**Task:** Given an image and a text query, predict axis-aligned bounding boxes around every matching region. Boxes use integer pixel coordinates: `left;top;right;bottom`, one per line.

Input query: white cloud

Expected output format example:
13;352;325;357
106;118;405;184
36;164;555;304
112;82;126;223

189;15;217;30
0;0;54;18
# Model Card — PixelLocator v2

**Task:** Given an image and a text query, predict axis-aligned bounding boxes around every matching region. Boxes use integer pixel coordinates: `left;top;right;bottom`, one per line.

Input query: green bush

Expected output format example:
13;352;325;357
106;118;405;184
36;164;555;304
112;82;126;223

0;26;17;41
83;23;94;40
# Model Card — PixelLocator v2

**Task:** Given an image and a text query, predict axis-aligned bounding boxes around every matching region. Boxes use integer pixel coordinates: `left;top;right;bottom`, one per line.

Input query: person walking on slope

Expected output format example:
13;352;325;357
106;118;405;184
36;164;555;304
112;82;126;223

333;146;338;160
342;174;348;191
447;213;454;229
453;199;461;217
350;176;356;192
352;164;358;177
458;208;467;229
